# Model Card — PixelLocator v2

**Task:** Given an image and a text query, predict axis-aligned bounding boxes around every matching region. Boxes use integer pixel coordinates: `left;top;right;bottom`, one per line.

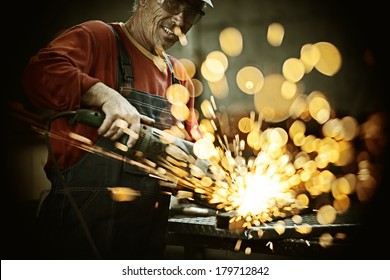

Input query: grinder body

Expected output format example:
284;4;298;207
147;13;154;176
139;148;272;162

68;109;199;166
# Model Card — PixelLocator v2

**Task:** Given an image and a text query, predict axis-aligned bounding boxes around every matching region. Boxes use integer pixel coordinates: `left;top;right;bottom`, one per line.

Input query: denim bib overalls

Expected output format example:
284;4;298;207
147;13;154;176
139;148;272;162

38;24;180;259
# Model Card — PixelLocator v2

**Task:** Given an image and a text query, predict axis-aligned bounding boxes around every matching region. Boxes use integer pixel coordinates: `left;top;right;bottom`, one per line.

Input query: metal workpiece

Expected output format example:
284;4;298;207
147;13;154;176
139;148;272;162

167;207;364;258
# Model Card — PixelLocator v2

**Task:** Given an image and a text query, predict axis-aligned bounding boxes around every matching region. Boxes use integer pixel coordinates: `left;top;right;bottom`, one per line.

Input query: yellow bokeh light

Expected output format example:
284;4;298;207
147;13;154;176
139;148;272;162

254;74;299;122
191;78;204;97
282;58;306;83
267;22;285;47
238;117;254;133
314;41;342;76
207;50;229;72
281;80;298;100
166;84;190;106
171;104;190;121
219;27;243;57
178;58;196;79
208;75;229;99
300;43;320;72
236;66;264;95
200;57;225;82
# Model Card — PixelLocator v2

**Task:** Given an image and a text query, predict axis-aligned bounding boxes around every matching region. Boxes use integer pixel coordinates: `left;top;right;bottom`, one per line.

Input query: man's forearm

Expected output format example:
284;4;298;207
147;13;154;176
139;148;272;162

82;82;120;108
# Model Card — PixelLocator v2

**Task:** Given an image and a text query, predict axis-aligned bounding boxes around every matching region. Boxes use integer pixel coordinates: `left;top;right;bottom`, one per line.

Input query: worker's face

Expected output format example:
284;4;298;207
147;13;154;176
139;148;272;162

143;0;205;50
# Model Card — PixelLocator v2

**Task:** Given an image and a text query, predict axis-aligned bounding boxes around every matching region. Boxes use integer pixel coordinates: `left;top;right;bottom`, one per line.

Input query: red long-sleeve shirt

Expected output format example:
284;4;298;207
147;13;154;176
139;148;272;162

22;20;198;169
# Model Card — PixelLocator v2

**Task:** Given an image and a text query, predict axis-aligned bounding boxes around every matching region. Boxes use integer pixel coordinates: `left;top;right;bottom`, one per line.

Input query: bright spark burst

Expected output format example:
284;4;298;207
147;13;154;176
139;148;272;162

186;96;386;230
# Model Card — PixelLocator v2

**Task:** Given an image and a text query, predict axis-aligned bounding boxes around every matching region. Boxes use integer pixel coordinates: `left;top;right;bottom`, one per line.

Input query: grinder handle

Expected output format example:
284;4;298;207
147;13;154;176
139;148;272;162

68;109;105;128
69;109;130;145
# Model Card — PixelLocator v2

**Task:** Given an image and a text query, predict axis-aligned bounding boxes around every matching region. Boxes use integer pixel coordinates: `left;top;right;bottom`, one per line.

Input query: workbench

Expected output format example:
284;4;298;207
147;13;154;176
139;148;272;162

167;205;370;259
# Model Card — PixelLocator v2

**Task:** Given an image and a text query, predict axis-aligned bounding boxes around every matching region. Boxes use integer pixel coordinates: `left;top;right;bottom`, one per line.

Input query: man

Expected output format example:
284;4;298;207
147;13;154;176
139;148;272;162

22;0;213;259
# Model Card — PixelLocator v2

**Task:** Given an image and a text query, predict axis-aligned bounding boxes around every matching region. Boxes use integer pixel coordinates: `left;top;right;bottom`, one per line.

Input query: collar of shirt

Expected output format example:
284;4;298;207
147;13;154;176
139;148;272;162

119;22;167;72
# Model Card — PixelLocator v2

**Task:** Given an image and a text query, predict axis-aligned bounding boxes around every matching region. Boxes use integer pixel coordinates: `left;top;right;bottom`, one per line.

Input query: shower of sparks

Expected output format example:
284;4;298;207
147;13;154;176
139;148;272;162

187;95;386;230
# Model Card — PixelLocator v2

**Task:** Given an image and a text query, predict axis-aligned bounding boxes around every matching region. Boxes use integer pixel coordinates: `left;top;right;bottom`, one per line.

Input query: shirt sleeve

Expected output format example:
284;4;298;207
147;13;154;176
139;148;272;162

22;23;102;111
21;21;117;169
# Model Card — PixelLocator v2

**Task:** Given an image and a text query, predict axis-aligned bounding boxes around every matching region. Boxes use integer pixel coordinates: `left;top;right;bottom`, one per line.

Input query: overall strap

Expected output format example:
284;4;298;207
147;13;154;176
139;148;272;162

161;50;181;84
107;23;180;91
107;23;135;90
